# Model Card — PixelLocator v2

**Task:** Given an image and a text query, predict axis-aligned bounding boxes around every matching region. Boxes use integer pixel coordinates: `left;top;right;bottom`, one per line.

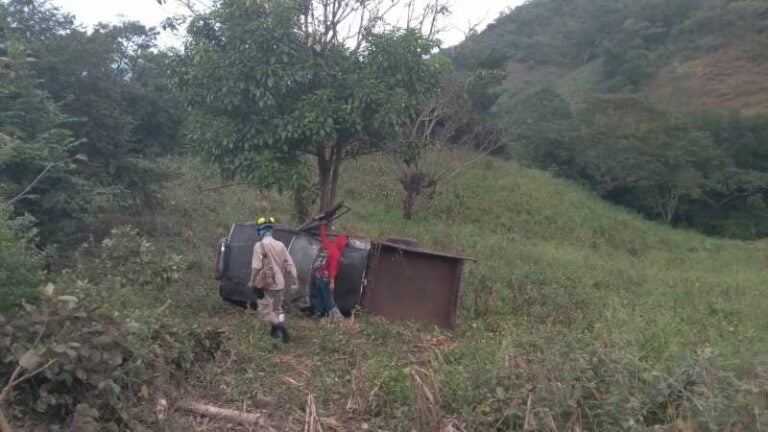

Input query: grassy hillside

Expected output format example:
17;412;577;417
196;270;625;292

133;152;768;430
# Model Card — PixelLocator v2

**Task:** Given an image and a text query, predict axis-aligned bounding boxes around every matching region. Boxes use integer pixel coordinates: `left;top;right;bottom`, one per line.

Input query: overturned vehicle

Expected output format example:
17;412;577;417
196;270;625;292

214;204;472;328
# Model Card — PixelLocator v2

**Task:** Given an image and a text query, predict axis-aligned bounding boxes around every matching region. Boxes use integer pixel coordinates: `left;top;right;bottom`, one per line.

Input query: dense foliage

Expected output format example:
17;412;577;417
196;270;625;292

504;91;768;236
451;0;767;88
0;226;215;430
0;205;42;311
452;0;768;238
0;0;182;245
175;0;446;215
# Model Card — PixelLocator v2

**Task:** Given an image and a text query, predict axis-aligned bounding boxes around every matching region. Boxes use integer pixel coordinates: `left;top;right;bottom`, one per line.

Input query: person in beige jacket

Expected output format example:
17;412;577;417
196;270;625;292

249;217;298;343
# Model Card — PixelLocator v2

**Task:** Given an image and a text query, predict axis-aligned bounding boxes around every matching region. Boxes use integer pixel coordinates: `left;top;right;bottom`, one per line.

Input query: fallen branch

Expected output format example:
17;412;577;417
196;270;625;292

304;394;322;432
176;401;268;427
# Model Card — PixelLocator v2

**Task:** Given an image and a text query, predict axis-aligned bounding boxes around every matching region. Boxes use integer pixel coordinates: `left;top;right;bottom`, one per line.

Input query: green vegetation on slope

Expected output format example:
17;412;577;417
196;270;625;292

452;0;768;97
450;0;768;239
4;153;767;430
0;205;42;311
2;0;767;429
134;154;768;429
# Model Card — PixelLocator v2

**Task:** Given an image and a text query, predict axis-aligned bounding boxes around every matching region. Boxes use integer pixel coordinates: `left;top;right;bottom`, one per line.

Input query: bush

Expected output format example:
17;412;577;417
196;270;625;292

0;205;43;311
0;288;223;430
0;293;146;428
91;226;186;289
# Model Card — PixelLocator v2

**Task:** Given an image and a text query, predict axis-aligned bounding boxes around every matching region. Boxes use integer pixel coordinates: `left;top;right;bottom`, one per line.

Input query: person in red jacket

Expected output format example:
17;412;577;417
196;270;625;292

311;222;348;317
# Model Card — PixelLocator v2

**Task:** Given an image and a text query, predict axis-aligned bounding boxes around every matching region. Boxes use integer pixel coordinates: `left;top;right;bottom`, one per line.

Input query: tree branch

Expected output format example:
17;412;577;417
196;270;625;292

0;321;55;432
5;163;53;206
5;152;85;206
2;360;57;400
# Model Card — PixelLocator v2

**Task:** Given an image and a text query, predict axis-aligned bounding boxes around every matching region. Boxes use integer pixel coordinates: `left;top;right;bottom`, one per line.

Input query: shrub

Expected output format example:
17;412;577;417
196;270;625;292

91;226;186;289
0;291;149;428
0;288;224;429
0;205;43;311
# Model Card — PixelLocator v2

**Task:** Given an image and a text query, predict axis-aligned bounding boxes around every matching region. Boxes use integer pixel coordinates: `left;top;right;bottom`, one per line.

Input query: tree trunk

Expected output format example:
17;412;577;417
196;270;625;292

317;142;344;213
317;146;332;213
400;171;437;220
328;142;344;211
293;184;311;222
403;186;417;220
402;172;418;220
653;184;679;225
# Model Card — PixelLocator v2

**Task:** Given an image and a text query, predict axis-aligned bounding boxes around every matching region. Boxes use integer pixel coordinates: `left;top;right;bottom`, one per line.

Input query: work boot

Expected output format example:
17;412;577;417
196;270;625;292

270;323;290;343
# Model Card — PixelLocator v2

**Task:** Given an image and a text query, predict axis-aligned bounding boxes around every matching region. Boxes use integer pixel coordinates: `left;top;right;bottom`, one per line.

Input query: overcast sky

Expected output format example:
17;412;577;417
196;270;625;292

51;0;524;48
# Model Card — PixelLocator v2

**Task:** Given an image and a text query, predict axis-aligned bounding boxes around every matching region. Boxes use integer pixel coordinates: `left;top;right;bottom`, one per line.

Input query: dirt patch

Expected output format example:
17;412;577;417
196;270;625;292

648;40;768;116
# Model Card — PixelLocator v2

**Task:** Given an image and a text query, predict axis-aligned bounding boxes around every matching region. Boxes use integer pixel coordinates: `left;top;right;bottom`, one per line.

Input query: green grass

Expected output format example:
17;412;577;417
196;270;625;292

114;152;767;430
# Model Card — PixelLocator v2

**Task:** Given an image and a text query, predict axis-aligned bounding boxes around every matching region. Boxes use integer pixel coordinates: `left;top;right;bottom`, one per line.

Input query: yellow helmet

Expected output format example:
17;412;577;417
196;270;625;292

256;216;276;226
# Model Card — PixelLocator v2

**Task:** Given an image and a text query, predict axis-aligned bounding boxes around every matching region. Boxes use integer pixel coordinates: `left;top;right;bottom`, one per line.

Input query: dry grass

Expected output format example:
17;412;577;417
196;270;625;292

648;39;768;115
410;366;441;432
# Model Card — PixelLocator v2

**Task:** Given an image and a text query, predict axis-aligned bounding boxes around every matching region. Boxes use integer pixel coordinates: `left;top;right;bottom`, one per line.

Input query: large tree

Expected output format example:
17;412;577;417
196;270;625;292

2;0;183;243
175;0;446;215
0;4;91;244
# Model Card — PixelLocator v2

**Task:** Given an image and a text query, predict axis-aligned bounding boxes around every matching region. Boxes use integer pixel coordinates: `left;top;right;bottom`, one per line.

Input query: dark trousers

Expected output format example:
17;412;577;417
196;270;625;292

311;275;332;316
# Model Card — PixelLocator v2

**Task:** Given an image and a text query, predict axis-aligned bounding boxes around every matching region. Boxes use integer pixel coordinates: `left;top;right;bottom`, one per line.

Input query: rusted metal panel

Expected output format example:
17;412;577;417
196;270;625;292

377;241;475;262
364;242;467;329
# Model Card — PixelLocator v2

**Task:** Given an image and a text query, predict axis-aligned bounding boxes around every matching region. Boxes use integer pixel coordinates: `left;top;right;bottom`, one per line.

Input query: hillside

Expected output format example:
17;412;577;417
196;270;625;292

2;0;768;430
451;0;768;115
84;152;767;430
4;150;767;430
447;0;768;239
